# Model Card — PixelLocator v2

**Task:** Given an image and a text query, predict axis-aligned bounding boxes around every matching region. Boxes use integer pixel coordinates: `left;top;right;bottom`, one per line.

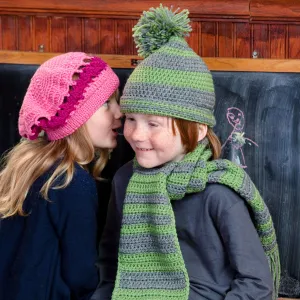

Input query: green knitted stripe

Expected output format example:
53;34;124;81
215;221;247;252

121;223;174;235
119;253;183;270
123;204;172;215
113;288;188;298
128;67;214;92
121;100;214;121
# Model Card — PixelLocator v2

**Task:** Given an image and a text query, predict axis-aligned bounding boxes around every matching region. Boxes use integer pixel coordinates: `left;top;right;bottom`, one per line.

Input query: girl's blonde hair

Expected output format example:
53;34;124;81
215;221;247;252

0;124;109;218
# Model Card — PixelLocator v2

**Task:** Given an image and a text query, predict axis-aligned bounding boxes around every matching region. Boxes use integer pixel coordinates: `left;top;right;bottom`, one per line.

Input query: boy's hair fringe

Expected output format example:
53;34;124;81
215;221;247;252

172;118;221;160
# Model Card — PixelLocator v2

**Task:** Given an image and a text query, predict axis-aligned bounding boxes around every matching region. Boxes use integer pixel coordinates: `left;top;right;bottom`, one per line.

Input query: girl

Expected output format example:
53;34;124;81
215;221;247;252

0;52;122;300
94;5;280;300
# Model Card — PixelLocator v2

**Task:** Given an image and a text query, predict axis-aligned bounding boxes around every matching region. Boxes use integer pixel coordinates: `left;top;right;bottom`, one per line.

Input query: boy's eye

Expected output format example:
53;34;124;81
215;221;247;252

126;116;135;121
149;122;158;127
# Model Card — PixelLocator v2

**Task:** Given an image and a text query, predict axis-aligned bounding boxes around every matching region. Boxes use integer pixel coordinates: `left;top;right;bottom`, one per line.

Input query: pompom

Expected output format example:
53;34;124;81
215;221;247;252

133;4;192;58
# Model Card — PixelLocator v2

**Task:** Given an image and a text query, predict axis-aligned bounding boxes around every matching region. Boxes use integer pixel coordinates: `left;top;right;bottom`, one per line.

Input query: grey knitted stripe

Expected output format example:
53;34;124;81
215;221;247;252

119;233;177;254
123;82;215;110
238;173;256;201
167;183;187;196
142;52;211;73
214;160;230;169
122;214;172;225
164;39;194;52
125;193;169;205
208;170;227;183
189;178;205;190
121;103;216;126
120;271;186;290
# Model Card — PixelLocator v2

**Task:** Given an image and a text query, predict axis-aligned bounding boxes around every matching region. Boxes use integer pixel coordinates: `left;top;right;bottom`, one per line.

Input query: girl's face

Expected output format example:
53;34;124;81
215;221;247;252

86;92;123;148
124;113;186;168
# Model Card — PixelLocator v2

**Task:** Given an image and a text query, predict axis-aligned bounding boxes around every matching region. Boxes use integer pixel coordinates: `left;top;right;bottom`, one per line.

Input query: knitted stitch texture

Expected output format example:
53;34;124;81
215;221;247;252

120;6;216;127
113;141;280;300
18;52;119;141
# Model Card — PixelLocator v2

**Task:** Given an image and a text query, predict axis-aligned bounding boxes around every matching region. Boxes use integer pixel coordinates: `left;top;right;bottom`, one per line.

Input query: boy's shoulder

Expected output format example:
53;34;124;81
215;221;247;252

113;160;134;184
196;183;246;213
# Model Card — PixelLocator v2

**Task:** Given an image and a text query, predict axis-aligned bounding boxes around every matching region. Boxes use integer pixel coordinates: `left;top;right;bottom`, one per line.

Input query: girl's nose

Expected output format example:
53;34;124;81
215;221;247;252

114;104;123;120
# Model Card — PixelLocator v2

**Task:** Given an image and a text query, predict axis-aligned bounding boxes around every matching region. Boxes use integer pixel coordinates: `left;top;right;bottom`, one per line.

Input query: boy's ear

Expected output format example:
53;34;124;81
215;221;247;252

197;124;208;142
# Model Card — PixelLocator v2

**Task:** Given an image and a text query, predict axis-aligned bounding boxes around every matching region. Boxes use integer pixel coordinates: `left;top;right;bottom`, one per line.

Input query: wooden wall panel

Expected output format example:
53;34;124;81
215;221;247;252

218;22;234;57
1;1;300;58
66;17;82;51
270;24;286;59
288;25;300;59
99;19;115;55
201;22;217;57
51;17;66;52
115;20;135;55
34;17;49;53
1;16;17;50
186;21;200;55
0;0;250;17
18;16;32;51
235;23;251;58
83;18;99;54
0;17;2;50
252;24;270;58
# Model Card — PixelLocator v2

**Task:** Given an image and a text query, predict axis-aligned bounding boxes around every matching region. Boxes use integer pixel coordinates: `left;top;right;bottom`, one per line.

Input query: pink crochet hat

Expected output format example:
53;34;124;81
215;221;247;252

18;52;119;141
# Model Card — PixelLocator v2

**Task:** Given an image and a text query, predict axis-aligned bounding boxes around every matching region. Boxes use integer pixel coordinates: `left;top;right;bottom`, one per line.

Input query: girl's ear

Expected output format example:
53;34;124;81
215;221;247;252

197;124;208;142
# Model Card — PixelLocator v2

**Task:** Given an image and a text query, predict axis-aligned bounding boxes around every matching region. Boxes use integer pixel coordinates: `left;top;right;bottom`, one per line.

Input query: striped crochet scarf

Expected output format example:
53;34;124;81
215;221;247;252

112;141;280;300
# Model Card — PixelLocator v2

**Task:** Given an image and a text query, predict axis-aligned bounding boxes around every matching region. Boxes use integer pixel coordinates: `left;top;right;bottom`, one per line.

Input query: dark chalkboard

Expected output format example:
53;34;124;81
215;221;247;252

0;64;299;297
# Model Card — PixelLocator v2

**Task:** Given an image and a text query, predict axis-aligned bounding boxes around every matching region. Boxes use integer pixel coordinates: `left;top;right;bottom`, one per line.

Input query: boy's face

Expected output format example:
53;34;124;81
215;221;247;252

124;113;185;168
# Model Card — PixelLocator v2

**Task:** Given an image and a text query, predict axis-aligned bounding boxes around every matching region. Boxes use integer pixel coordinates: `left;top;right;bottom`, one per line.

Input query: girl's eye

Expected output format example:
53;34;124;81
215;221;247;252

149;122;158;127
103;99;111;108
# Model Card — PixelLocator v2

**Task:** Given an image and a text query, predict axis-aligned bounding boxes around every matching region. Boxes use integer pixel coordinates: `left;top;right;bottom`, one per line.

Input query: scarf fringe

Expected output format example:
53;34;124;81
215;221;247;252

268;245;281;300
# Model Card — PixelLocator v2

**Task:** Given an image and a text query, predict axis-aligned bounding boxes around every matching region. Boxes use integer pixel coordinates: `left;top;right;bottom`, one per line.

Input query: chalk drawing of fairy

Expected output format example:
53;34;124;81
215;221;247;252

222;107;258;168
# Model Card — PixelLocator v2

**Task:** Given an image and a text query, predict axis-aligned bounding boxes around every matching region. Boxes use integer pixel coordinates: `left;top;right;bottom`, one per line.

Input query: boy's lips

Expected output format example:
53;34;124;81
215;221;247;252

136;147;154;151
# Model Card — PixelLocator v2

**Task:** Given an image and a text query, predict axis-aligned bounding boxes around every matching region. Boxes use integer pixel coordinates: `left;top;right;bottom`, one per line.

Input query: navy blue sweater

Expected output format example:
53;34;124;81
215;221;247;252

92;161;273;300
0;164;99;300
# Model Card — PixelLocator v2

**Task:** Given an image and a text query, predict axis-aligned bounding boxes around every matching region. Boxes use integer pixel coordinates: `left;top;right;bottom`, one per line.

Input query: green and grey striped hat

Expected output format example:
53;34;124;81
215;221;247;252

120;5;216;127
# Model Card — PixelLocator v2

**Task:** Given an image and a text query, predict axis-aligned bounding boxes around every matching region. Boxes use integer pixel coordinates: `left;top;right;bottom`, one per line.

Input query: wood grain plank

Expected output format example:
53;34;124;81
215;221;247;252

116;19;134;55
270;24;286;59
0;17;2;50
252;23;270;58
50;16;66;52
3;51;300;74
66;17;82;51
0;0;250;17
17;16;33;51
235;23;250;58
83;18;99;54
288;24;300;59
201;22;217;57
1;15;17;50
99;18;115;54
218;22;234;57
187;21;200;55
34;16;49;52
251;0;300;20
